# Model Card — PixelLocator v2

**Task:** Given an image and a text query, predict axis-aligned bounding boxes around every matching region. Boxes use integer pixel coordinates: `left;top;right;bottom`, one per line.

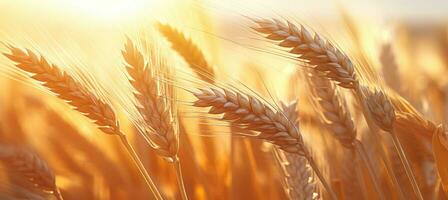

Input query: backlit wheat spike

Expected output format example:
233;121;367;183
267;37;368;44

157;23;218;199
122;38;179;159
361;86;423;200
4;45;163;200
157;23;215;84
307;71;387;199
252;18;358;89
306;72;361;197
123;39;188;200
193;87;304;154
274;148;319;200
361;87;395;132
0;145;63;200
307;71;356;147
275;101;319;200
251;17;427;199
3;46;118;134
191;87;338;200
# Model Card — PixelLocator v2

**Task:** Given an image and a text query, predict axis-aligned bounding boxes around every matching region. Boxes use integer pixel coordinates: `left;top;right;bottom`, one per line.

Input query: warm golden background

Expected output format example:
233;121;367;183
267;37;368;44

0;0;448;199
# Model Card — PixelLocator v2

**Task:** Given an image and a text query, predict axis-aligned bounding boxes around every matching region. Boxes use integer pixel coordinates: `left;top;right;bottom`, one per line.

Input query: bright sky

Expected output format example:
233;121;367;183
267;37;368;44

225;0;448;22
1;0;447;22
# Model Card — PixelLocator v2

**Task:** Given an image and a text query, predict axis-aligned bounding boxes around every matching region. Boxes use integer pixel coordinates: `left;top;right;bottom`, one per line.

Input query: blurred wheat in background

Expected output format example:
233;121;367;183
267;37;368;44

0;0;448;199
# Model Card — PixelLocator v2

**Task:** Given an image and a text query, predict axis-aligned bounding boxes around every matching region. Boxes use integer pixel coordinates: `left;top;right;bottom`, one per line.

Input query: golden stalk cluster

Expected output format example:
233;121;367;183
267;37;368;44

0;9;447;200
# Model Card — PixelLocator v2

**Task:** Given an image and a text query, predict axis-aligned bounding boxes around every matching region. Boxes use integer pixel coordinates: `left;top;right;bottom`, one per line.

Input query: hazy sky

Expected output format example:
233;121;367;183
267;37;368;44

1;0;447;23
345;0;448;20
206;0;448;21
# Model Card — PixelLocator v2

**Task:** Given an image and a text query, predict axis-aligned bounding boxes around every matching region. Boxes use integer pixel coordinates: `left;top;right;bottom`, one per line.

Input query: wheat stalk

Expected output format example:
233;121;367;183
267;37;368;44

306;71;356;147
157;23;215;84
251;18;358;89
3;46;119;134
251;17;434;134
193;87;304;153
251;17;423;199
3;46;163;200
306;70;386;199
361;86;423;200
191;86;338;199
0;145;63;200
158;23;220;180
122;38;179;158
254;18;435;138
157;21;219;164
122;39;188;200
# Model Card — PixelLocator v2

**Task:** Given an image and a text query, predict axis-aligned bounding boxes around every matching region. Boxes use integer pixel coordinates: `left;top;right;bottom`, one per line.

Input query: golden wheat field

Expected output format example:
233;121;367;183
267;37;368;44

1;0;448;199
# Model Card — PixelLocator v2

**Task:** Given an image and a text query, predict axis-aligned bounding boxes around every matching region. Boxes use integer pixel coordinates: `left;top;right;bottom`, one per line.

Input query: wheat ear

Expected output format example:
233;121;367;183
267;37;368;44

191;87;338;200
4;47;118;134
251;17;413;198
254;17;436;137
122;39;188;200
275;101;319;200
3;46;163;200
157;23;220;174
0;145;63;200
307;71;356;147
122;38;179;158
306;71;385;199
274;149;319;200
251;18;358;89
362;86;423;200
157;23;215;84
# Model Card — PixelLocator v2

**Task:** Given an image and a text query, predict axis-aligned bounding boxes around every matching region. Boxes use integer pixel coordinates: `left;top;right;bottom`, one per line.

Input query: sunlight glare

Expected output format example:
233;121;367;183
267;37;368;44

63;0;160;20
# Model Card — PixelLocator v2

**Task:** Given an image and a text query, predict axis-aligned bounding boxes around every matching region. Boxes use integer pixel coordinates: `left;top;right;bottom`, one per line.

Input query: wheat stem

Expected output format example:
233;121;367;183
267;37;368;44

307;157;338;200
118;133;164;200
354;140;385;200
380;143;406;200
360;86;421;199
305;70;376;199
353;151;368;199
54;188;64;200
433;178;441;200
353;87;406;199
4;46;164;199
192;88;337;199
251;17;428;199
390;129;423;200
173;156;188;200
